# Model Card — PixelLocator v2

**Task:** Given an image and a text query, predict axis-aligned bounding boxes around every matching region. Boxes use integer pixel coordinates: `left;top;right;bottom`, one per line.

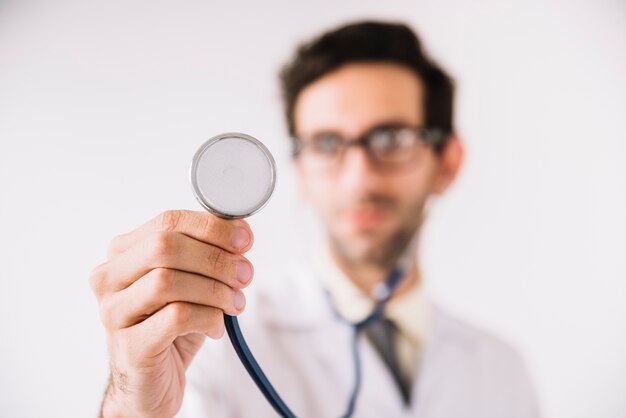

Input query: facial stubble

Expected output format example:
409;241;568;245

328;194;427;272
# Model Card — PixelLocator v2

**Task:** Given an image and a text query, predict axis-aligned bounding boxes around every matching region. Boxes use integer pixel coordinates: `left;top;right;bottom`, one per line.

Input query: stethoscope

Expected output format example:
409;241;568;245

190;132;409;418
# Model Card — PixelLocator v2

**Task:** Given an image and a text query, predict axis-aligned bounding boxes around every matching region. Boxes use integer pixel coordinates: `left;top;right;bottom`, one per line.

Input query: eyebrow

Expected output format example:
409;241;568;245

299;119;419;140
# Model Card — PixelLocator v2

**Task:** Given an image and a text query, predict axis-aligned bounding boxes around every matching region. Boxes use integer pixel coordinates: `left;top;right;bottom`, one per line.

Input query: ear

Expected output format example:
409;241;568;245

432;134;464;195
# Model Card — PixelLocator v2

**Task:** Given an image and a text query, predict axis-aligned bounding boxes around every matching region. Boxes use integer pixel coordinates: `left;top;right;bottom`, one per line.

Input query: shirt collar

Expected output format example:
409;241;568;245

314;247;431;346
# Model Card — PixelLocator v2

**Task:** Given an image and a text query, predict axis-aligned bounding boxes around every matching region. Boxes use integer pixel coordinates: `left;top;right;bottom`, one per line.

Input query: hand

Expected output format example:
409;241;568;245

89;210;254;418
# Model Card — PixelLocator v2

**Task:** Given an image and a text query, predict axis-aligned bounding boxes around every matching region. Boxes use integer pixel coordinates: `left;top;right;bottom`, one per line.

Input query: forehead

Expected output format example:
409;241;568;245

294;62;425;137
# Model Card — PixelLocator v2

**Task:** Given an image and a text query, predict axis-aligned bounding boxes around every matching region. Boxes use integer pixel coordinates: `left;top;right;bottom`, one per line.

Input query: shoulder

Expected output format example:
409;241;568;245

429;304;532;379
431;305;524;360
424;304;541;415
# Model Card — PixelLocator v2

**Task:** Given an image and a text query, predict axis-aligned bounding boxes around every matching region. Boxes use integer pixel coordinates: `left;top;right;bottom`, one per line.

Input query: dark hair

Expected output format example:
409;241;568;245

279;20;455;153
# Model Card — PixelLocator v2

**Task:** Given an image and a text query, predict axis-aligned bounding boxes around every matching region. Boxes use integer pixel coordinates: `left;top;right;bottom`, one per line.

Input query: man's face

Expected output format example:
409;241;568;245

293;62;445;268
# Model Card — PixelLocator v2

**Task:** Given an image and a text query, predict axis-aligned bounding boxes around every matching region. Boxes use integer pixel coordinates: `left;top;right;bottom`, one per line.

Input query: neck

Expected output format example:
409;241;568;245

328;246;420;299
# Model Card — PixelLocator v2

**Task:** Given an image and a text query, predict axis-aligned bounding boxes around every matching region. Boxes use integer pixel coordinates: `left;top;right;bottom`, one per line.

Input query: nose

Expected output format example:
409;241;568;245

337;145;383;192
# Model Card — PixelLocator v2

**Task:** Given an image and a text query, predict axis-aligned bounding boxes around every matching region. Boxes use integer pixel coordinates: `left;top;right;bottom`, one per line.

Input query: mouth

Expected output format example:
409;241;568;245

344;205;392;230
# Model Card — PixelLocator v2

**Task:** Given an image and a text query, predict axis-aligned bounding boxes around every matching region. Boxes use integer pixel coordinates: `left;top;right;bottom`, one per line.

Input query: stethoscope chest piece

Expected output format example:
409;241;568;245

190;132;277;219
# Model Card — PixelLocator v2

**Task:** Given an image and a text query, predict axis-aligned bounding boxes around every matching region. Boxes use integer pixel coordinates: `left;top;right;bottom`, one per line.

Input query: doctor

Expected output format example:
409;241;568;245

90;21;540;417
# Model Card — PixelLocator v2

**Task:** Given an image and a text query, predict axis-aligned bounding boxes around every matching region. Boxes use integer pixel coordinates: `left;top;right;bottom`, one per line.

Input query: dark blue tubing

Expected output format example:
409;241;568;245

223;265;405;418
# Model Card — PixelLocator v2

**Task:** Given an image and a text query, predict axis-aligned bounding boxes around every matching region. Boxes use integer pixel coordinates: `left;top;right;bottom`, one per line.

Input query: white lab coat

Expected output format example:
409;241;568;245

178;261;540;418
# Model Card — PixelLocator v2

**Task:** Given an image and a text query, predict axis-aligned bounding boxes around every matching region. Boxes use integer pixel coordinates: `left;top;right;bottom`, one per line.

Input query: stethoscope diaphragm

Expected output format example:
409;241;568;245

190;132;276;219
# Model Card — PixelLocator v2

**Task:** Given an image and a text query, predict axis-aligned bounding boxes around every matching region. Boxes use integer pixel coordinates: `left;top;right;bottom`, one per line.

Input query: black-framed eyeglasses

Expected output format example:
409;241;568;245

293;123;447;170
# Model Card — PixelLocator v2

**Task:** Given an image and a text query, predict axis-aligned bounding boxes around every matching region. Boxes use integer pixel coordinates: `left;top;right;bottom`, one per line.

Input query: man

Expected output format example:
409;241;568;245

90;21;540;417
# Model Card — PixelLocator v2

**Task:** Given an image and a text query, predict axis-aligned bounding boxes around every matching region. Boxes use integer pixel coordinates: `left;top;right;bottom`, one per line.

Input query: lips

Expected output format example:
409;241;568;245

345;206;390;229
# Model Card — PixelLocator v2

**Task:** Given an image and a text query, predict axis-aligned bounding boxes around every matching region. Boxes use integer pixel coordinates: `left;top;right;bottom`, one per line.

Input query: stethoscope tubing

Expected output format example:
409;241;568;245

223;314;297;418
223;265;405;418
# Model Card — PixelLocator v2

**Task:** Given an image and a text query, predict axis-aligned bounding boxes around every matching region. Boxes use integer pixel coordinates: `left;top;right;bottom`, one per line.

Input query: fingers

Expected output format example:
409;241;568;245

107;210;253;259
115;302;225;363
90;231;254;298
90;210;256;371
100;268;246;331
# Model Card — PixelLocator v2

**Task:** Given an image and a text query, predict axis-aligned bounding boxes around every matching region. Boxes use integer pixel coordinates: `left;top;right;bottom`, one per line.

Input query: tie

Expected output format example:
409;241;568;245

363;317;412;405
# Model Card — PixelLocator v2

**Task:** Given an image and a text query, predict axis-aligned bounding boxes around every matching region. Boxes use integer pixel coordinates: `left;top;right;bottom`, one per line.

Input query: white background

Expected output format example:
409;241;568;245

1;0;625;417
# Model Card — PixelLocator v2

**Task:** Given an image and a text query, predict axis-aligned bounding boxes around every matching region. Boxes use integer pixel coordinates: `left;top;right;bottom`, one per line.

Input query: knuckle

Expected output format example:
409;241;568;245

207;279;228;305
197;213;230;245
197;212;217;233
88;263;107;296
208;279;220;298
210;323;225;339
106;234;125;259
205;309;225;339
207;247;230;274
156;210;182;232
98;297;116;330
208;280;234;307
149;232;175;261
149;268;176;297
166;302;190;328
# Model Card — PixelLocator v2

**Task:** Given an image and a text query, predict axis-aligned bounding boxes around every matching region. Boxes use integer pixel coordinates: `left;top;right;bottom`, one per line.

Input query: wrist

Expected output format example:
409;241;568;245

100;373;132;418
100;399;124;418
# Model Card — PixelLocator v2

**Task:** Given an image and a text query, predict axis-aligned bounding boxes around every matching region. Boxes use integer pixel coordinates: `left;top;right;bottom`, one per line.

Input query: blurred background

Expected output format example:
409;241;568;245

1;0;625;417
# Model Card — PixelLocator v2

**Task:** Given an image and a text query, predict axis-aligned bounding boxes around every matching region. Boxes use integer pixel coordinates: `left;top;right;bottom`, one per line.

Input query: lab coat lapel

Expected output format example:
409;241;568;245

409;305;488;417
256;262;417;417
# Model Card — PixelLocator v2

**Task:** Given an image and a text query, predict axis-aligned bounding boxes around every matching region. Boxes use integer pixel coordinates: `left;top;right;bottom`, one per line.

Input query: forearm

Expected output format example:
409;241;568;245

99;374;122;418
98;372;137;418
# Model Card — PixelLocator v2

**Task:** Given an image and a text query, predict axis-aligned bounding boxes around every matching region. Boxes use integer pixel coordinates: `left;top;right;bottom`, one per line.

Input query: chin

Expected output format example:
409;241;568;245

329;222;418;267
332;235;393;266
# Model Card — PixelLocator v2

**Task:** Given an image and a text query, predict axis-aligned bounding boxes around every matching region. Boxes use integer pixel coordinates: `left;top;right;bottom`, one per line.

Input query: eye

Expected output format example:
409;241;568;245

311;133;344;155
368;128;415;153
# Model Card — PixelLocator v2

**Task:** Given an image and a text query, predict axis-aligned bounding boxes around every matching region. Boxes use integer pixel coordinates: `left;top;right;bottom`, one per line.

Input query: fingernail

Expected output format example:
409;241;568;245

231;227;250;250
236;260;252;284
234;291;246;311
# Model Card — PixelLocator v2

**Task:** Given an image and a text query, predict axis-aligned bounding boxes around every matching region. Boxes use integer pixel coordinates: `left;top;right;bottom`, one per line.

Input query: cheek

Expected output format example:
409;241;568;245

306;179;337;217
296;167;336;215
391;165;439;207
